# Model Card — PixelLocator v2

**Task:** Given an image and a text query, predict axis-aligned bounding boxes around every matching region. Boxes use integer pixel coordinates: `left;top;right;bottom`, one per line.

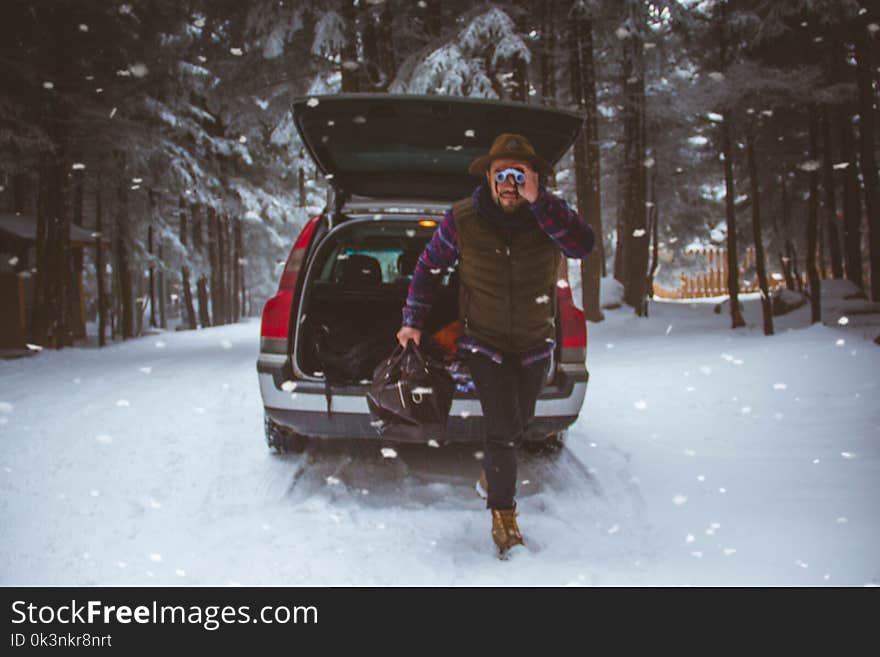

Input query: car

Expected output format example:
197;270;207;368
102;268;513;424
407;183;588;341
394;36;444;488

257;93;589;454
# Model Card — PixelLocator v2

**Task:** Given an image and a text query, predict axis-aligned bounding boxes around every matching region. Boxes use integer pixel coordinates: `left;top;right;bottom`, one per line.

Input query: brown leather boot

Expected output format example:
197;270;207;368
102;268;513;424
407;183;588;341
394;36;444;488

491;506;524;553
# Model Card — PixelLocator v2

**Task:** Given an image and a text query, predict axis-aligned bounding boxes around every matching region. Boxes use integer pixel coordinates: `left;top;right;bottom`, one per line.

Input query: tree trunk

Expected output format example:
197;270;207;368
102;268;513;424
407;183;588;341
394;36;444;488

720;118;745;328
540;0;556;106
853;22;879;302
777;174;795;291
148;218;157;329
820;107;844;279
179;196;197;330
646;165;659;313
341;0;360;92
95;178;107;347
570;8;603;323
299;149;307;208
232;218;241;322
208;207;221;325
807;106;822;324
116;173;134;340
158;240;167;329
425;0;442;39
236;219;246;317
197;276;211;328
620;7;648;315
511;0;529;102
718;2;745;328
746;121;773;336
838;96;864;289
376;4;396;91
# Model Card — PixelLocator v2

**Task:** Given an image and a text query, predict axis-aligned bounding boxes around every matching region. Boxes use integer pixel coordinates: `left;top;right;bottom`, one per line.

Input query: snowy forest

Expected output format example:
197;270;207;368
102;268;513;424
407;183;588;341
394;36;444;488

1;0;878;349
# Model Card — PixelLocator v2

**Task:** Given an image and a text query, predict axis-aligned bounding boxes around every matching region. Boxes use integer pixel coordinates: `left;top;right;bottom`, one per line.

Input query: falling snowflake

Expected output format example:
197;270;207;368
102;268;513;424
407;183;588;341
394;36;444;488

155;341;166;348
405;229;415;237
326;476;341;486
723;548;737;556
71;163;85;171
798;160;820;172
607;524;620;535
691;551;703;558
90;489;100;497
840;452;856;459
697;475;706;482
773;383;787;390
708;71;724;81
832;162;850;171
43;81;54;90
672;494;687;506
683;449;695;456
836;517;847;524
535;294;550;304
149;553;163;563
460;411;471;419
427;439;439;448
473;450;484;460
230;47;243;56
685;534;695;543
632;228;646;237
380;447;397;459
175;569;186;577
220;340;232;349
741;406;751;414
95;434;113;444
79;23;89;32
835;339;845;346
718;487;727;493
116;399;130;407
795;560;808;569
129;62;149;77
665;324;672;335
556;278;569;289
148;498;162;509
685;385;695;392
699;365;712;375
0;402;13;414
634;400;647;411
140;367;152;374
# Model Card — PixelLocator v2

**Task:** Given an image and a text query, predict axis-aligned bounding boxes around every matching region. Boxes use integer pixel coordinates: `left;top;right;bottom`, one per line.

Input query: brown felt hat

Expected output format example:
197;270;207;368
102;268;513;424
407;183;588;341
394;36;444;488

468;133;553;177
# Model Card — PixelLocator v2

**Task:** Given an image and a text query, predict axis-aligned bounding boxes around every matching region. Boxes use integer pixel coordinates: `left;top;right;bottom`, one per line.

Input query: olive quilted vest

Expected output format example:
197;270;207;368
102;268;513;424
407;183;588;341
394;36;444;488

452;197;560;353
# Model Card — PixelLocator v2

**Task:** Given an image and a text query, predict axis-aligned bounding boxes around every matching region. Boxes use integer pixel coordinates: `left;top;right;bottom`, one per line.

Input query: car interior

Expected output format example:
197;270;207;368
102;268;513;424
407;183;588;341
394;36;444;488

296;219;460;378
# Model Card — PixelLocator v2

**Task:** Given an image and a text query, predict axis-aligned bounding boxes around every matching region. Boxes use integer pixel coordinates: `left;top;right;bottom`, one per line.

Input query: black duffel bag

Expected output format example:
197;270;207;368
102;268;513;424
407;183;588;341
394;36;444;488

366;339;454;441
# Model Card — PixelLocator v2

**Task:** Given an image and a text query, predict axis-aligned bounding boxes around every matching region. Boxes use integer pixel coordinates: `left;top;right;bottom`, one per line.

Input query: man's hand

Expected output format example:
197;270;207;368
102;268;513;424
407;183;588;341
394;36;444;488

396;326;421;348
518;164;540;204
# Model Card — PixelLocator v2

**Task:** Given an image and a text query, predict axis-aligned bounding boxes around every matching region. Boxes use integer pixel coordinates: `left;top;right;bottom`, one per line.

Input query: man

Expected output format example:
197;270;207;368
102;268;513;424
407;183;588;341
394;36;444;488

396;133;594;555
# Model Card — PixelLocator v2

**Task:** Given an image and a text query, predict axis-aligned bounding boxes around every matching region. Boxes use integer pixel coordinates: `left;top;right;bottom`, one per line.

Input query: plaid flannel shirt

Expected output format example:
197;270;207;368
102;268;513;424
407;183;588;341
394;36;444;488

401;184;594;366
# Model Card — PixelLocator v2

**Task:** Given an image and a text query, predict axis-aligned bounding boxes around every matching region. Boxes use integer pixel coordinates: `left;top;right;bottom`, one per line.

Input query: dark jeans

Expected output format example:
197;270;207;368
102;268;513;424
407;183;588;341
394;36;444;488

461;351;550;510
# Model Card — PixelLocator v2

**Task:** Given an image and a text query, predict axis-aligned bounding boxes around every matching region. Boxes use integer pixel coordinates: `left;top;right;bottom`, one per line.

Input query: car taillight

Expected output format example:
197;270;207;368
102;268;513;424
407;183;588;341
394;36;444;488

557;263;587;362
559;287;586;348
261;215;320;341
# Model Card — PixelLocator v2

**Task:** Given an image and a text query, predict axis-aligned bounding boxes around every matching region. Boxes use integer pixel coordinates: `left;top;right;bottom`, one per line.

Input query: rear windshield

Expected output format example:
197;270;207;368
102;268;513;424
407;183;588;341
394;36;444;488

314;219;456;287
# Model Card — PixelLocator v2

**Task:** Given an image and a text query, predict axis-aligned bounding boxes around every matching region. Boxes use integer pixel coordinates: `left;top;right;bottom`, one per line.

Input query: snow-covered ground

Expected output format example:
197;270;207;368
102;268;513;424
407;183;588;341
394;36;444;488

1;286;878;586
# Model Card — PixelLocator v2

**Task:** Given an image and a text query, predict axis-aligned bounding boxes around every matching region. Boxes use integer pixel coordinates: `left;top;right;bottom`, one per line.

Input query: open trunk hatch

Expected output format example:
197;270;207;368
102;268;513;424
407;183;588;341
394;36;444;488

292;94;583;201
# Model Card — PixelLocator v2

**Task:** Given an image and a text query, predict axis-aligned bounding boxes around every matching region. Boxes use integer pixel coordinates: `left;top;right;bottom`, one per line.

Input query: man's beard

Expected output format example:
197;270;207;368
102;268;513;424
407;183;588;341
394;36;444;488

495;187;524;214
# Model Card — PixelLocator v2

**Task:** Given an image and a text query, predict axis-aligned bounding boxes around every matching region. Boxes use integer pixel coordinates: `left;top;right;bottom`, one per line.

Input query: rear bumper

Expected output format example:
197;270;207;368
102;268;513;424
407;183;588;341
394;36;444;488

257;356;588;443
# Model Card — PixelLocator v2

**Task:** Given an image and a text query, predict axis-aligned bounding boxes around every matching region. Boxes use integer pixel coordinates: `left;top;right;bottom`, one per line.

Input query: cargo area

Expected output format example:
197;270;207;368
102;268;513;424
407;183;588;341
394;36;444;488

294;218;463;383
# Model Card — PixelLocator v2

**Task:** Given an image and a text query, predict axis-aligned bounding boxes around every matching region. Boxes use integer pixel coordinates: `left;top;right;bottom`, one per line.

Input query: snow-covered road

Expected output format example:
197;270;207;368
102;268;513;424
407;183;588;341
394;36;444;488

2;297;878;586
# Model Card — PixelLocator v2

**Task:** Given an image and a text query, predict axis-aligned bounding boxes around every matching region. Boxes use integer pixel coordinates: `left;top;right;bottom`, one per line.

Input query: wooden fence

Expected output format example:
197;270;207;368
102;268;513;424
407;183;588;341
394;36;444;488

653;246;788;300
